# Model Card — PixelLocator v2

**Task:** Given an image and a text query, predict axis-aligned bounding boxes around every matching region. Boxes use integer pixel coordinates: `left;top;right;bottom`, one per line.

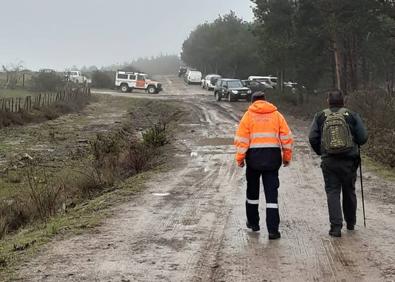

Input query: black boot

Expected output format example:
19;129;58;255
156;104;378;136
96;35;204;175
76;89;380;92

246;221;260;232
329;225;342;237
346;224;355;231
268;231;281;240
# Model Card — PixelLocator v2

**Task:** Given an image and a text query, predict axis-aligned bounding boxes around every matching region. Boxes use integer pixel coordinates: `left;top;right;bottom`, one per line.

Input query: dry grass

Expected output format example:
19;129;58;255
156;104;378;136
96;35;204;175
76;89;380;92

0;108;177;239
0;90;93;128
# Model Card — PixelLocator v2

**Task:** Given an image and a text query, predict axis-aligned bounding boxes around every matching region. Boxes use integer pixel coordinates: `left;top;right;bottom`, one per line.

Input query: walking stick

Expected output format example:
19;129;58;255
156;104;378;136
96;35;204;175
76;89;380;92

359;146;366;227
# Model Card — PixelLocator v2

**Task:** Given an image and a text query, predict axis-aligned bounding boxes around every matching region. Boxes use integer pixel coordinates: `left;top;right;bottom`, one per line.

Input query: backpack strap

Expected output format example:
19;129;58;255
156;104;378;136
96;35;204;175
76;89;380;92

338;107;350;115
323;109;332;117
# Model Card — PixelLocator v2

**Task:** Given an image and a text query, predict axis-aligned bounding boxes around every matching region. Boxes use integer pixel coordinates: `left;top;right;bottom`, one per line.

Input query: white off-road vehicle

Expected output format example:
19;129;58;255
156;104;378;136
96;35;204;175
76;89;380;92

248;76;278;88
65;70;90;84
115;71;162;94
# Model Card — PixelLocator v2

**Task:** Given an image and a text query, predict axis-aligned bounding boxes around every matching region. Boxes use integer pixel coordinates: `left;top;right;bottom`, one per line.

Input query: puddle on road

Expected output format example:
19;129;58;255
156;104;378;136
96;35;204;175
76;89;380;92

152;192;171;197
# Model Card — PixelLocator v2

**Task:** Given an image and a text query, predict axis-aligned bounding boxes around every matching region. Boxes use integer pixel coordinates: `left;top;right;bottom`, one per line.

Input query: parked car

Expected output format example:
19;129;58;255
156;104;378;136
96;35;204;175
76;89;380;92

65;70;90;84
248;76;278;88
242;80;267;94
115;71;162;94
284;81;298;88
178;66;187;77
214;79;252;102
185;70;202;84
201;74;221;90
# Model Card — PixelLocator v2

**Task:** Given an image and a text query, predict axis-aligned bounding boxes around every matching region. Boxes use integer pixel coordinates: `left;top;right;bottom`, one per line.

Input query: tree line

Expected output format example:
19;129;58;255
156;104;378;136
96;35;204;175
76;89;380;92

181;11;263;79
181;1;395;94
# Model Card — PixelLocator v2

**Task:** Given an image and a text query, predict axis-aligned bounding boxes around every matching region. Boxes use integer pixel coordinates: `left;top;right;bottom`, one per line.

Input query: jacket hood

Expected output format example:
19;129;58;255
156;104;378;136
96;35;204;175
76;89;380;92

248;100;277;114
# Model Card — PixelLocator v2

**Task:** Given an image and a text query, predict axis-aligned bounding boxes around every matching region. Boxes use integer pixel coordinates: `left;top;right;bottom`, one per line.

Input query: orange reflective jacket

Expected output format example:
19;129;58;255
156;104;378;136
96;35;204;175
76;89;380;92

234;100;293;166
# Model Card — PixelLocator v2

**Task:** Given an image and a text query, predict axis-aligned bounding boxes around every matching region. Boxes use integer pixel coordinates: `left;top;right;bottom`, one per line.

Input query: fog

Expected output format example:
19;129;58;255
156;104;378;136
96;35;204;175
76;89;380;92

0;0;254;71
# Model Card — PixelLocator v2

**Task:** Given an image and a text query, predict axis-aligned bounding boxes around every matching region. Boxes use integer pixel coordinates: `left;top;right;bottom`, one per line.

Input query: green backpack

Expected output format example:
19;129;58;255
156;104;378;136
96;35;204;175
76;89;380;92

322;108;354;154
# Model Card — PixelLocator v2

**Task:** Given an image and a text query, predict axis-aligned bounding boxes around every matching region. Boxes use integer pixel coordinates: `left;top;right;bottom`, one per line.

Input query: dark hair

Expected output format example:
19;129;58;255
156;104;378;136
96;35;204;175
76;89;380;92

252;91;266;102
328;90;344;107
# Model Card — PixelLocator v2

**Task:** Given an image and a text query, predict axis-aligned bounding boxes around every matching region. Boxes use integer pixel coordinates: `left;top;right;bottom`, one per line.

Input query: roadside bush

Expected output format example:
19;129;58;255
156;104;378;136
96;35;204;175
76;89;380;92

348;90;395;167
91;71;114;89
142;122;169;147
120;143;157;176
266;88;325;120
26;166;65;220
68;169;105;199
0;199;30;239
0;93;91;129
31;72;65;92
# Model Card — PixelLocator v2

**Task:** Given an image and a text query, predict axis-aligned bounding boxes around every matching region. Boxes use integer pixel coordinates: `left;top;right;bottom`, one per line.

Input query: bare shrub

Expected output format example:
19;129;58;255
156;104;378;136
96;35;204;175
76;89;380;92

67;168;104;199
26;166;65;220
119;143;157;177
89;131;126;185
31;72;65;92
91;71;113;89
0;199;30;238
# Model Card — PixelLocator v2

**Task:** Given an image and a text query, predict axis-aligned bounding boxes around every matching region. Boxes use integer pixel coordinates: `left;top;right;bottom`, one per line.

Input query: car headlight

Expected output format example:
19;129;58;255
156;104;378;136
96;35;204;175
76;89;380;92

232;90;238;94
247;89;252;94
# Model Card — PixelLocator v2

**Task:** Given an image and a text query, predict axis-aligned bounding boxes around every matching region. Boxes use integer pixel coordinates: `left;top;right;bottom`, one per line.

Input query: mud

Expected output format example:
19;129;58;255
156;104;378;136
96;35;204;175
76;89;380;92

16;76;395;281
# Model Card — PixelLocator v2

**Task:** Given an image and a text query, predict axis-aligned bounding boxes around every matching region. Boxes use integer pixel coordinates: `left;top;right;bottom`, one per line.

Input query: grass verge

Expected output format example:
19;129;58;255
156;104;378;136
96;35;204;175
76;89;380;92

0;96;185;280
0;169;160;281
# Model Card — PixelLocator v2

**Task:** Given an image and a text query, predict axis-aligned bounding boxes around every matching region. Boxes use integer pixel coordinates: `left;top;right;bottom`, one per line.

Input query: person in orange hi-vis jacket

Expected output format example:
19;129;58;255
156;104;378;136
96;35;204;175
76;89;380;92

234;91;293;239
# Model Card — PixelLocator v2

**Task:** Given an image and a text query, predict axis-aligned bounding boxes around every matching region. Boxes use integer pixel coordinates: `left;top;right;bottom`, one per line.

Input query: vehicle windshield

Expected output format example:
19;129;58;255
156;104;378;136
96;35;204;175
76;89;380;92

227;80;243;88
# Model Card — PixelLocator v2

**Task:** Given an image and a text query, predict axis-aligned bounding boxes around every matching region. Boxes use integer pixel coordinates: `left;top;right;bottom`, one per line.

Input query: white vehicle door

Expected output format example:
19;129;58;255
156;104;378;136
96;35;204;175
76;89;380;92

128;74;137;88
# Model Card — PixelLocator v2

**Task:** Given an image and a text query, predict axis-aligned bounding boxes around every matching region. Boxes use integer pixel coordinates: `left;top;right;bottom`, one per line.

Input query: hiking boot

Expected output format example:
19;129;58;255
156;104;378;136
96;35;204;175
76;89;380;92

346;224;355;231
329;226;342;237
246;221;260;232
268;231;281;240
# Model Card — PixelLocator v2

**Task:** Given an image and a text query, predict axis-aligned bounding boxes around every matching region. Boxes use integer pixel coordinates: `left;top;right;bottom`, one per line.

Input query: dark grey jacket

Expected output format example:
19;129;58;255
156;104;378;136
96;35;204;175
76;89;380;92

308;107;368;159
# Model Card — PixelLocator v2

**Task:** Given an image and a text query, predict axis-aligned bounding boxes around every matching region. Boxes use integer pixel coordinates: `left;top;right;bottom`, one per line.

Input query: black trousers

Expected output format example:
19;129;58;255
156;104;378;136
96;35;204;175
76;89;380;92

245;166;280;233
321;158;359;228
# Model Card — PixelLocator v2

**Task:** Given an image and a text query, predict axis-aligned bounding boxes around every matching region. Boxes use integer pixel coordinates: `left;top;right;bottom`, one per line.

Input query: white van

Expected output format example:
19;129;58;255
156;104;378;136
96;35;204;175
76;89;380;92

186;70;202;84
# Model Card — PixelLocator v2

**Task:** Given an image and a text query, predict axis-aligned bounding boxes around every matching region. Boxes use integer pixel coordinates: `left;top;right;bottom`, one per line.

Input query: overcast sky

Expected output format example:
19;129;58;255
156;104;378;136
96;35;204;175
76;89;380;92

0;0;254;71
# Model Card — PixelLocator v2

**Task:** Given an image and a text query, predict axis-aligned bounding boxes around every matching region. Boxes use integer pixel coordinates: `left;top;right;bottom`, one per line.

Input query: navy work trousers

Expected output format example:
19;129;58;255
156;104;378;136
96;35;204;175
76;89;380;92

245;166;280;233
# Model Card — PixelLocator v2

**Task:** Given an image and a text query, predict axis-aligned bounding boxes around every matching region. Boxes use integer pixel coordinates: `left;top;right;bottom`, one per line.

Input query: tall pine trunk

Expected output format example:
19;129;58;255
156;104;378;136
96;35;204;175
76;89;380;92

333;35;344;93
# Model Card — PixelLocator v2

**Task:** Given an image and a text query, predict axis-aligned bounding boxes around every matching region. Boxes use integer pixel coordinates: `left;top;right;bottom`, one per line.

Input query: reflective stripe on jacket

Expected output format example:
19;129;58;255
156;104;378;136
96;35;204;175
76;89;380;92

234;100;293;169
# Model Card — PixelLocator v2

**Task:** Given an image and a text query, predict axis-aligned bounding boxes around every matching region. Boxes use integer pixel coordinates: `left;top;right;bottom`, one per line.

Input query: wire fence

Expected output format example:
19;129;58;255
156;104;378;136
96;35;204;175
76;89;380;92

0;87;91;113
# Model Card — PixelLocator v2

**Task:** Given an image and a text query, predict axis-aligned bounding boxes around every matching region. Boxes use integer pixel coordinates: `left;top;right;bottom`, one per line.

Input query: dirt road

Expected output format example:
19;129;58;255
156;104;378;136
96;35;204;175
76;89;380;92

17;76;395;281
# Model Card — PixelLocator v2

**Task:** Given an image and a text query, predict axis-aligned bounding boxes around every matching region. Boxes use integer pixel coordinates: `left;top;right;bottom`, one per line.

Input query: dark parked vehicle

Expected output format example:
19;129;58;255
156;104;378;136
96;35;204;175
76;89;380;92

242;80;267;94
178;66;187;77
214;79;252;102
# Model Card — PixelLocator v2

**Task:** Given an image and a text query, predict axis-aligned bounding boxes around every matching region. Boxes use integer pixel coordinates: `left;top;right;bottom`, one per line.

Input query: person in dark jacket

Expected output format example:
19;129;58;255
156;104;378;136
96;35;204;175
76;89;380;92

309;90;368;237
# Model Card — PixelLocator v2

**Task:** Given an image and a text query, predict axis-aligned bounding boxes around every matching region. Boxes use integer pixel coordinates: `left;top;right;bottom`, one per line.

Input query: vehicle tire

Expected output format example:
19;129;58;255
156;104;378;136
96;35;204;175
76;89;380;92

120;84;129;93
215;92;222;102
147;85;156;94
228;93;234;102
246;95;251;102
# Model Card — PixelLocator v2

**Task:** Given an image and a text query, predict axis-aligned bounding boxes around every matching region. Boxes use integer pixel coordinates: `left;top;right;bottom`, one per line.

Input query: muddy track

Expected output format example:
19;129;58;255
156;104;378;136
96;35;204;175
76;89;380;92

17;76;395;281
